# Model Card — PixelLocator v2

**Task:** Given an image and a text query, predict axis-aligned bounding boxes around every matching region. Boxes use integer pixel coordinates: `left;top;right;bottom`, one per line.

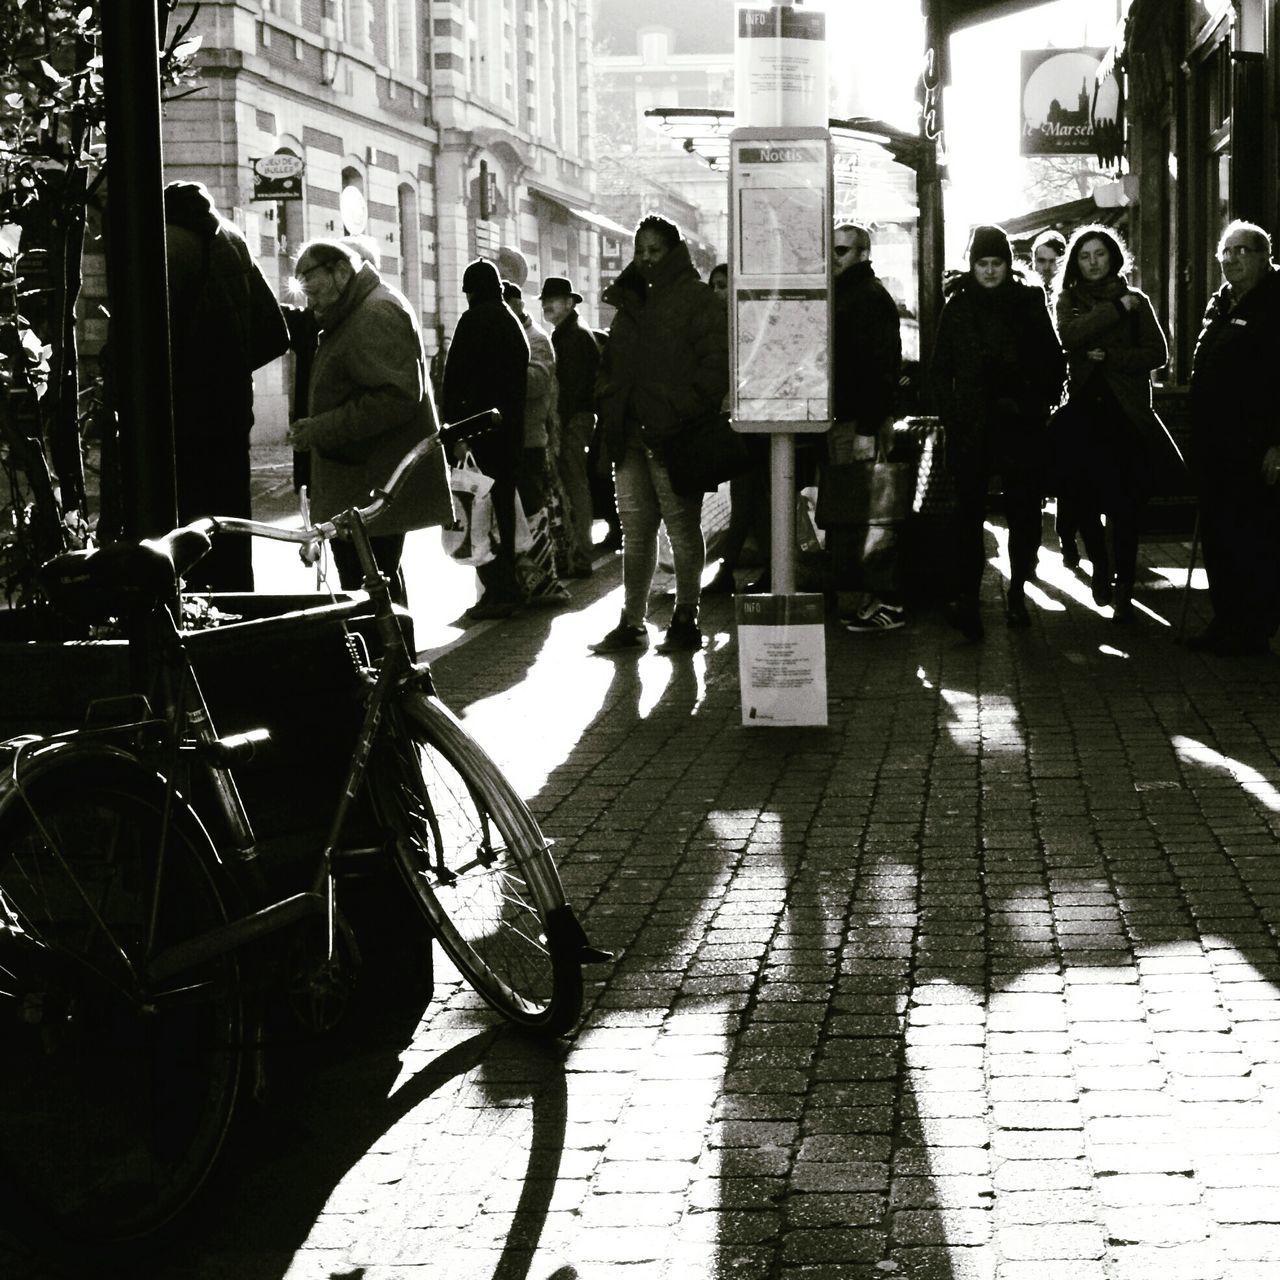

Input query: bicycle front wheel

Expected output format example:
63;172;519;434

371;690;583;1035
0;748;243;1253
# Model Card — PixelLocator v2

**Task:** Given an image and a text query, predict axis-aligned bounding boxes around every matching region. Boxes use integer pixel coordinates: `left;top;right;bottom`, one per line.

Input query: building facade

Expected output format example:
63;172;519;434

1120;0;1278;381
161;0;601;440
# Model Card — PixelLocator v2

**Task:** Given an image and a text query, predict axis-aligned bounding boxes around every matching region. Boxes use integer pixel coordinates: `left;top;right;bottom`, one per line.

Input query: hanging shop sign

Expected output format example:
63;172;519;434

1020;47;1122;157
251;154;305;201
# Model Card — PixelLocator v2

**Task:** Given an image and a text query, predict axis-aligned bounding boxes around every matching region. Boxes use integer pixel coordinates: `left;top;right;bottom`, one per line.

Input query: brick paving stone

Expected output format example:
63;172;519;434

992;1159;1093;1191
1105;1243;1227;1280
998;1222;1105;1259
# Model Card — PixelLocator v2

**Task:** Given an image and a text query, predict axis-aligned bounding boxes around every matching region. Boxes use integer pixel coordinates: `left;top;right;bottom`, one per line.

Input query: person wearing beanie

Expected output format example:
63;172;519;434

163;180;289;591
441;258;530;619
929;223;1065;638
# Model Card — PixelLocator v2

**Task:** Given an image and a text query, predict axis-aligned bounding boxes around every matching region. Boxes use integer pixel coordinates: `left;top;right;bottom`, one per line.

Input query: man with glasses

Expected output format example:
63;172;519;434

1187;219;1280;655
822;221;905;633
287;239;453;603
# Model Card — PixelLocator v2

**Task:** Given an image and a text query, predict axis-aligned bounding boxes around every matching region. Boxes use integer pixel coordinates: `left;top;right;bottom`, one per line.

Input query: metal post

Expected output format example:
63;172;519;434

770;433;796;594
101;4;177;539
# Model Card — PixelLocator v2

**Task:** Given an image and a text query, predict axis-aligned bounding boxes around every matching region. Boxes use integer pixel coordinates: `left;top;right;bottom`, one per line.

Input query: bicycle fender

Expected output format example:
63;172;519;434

0;739;226;870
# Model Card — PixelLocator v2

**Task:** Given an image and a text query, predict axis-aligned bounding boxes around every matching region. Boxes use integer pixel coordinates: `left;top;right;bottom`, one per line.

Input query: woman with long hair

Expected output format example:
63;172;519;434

1054;224;1182;622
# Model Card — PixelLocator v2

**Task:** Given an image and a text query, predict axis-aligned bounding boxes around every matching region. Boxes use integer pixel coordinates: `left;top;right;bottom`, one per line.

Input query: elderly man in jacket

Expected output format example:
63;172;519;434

287;238;453;604
1188;219;1280;656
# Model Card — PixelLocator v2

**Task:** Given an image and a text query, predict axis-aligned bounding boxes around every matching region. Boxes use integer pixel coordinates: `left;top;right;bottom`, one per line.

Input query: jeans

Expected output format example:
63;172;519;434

557;411;596;569
614;443;705;625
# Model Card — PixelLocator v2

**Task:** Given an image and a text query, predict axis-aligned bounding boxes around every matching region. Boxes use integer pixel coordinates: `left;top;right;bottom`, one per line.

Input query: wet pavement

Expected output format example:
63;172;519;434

8;454;1280;1279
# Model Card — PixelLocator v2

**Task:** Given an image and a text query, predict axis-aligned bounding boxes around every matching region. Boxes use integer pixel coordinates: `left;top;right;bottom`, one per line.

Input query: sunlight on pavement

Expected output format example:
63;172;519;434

938;686;1026;754
985;518;1116;617
1173;735;1280;813
449;591;705;798
1097;644;1130;659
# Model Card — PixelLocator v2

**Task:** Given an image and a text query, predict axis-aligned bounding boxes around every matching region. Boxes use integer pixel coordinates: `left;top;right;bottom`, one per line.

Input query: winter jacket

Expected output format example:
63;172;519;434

551;309;600;423
609;240;728;447
164;181;288;588
833;260;902;430
1056;276;1183;486
296;260;452;536
442;261;529;480
595;262;647;463
1190;267;1280;482
930;274;1064;464
520;314;558;450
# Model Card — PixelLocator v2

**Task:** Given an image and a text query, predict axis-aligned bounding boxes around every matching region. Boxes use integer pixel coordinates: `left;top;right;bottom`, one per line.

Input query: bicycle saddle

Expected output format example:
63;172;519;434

39;525;212;622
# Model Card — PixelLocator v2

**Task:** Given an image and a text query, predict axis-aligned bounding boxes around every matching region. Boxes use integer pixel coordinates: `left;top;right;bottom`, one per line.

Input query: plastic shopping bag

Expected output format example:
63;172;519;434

514;495;570;606
441;452;496;567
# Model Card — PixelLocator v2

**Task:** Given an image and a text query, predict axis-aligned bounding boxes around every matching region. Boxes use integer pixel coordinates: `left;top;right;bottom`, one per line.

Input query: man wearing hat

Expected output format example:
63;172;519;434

542;276;600;577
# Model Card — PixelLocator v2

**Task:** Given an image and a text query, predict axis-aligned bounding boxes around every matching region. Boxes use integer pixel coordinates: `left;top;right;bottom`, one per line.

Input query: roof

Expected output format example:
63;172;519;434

994;195;1128;247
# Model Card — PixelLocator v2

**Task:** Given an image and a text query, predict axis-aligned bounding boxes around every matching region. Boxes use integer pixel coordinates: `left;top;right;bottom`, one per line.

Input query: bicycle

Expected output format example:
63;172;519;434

0;412;603;1259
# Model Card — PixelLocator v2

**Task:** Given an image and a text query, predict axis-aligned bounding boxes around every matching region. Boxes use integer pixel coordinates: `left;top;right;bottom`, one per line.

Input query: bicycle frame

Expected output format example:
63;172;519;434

10;430;470;991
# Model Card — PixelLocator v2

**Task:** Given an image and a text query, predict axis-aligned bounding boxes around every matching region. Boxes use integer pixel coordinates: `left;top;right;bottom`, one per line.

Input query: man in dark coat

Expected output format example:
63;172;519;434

442;258;530;619
541;276;599;577
1188;219;1280;656
164;180;288;591
822;222;904;633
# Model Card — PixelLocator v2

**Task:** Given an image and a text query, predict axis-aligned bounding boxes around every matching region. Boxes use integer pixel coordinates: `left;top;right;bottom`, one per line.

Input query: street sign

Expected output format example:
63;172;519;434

728;128;833;433
251;154;304;201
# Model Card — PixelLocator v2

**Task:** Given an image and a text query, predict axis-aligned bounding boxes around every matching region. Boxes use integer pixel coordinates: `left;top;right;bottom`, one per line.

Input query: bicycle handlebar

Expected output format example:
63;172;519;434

194;408;501;548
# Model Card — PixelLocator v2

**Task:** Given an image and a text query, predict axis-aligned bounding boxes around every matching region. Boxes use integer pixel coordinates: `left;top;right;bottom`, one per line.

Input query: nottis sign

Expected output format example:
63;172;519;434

1020;47;1121;157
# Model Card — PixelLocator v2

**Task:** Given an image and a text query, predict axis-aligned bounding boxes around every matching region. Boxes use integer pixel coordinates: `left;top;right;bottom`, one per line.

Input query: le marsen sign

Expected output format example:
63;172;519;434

1020;47;1120;157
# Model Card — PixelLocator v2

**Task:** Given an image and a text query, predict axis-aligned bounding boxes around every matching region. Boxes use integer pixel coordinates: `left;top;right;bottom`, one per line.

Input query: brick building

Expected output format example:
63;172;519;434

159;0;601;440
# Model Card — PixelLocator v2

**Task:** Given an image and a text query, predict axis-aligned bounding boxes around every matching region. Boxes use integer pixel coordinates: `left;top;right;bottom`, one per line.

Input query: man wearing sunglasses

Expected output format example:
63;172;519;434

824;222;905;634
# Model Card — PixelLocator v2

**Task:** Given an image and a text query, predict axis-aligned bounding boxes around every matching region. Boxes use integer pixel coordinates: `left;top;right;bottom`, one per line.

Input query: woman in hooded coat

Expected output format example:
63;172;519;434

589;216;728;655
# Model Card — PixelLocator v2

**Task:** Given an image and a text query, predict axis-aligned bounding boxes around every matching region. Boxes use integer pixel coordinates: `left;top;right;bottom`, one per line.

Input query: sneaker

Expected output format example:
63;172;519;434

589;616;649;654
655;604;703;653
842;600;906;634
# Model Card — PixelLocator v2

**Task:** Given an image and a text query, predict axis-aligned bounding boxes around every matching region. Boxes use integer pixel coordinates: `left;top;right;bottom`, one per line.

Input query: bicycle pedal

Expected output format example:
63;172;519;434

578;945;614;965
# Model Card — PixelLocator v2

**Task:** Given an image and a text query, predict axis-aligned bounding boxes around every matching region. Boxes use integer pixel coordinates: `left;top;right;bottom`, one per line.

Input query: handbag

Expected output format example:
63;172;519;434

441;452;496;566
815;448;914;529
660;412;753;498
911;422;959;517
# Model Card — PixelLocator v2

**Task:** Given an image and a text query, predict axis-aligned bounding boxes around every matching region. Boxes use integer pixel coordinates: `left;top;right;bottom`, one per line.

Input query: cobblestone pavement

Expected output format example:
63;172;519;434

10;500;1280;1280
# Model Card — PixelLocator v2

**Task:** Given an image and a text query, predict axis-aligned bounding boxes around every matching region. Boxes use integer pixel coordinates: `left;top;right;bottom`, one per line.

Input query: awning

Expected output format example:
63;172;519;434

644;108;927;172
568;207;635;240
995;195;1127;246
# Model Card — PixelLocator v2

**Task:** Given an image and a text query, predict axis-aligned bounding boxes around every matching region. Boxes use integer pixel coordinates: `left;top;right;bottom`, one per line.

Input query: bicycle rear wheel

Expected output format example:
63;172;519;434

0;748;243;1253
371;690;583;1035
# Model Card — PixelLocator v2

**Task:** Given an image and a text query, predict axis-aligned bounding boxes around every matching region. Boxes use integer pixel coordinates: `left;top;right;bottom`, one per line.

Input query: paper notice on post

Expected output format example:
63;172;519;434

736;593;828;727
